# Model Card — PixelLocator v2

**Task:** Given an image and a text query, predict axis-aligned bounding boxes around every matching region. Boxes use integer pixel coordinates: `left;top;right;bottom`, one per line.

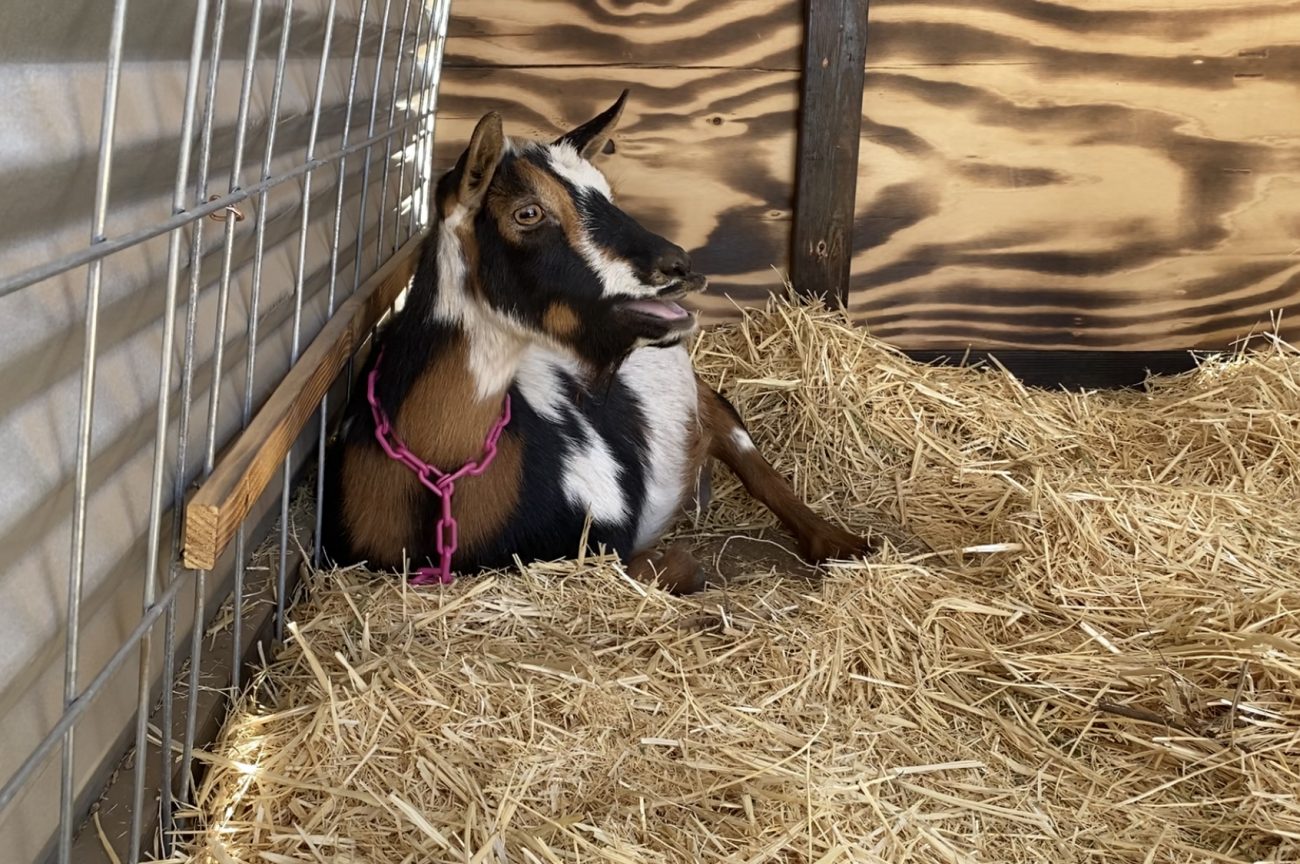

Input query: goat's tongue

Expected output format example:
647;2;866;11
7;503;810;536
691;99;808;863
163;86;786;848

623;299;689;320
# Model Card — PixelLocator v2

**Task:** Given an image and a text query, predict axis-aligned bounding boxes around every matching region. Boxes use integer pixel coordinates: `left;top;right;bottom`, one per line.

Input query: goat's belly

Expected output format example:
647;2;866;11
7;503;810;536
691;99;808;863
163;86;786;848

617;345;700;551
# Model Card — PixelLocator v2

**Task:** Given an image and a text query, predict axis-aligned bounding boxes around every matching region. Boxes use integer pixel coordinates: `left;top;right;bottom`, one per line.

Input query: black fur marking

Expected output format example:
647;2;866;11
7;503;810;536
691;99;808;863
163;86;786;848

554;88;629;158
462;369;651;568
474;172;604;328
582;189;690;285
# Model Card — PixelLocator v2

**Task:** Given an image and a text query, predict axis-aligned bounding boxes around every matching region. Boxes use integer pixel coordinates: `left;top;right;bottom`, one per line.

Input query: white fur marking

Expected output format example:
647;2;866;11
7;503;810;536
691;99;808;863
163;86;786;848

563;415;629;524
514;345;628;524
622;345;700;550
545;144;662;300
547;142;613;199
464;315;526;400
730;427;756;453
577;238;645;298
432;207;468;324
514;346;577;422
432;209;527;400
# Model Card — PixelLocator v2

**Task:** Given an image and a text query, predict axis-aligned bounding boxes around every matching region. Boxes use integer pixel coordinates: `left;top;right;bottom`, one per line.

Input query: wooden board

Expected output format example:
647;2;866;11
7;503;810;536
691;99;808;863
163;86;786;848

792;0;870;305
181;233;425;571
438;0;1300;350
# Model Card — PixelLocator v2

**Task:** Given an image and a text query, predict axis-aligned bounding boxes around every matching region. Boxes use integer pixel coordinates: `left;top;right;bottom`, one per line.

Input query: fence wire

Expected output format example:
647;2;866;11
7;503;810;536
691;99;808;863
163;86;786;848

0;0;452;860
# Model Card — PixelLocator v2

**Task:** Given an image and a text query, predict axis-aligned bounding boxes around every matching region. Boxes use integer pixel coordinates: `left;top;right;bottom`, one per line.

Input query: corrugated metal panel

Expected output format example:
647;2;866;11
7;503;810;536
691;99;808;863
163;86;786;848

0;0;447;858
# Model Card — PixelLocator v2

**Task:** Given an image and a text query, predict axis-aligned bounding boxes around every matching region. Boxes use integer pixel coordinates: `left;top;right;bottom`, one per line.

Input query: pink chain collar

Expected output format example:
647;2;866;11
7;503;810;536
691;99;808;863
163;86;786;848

366;347;512;585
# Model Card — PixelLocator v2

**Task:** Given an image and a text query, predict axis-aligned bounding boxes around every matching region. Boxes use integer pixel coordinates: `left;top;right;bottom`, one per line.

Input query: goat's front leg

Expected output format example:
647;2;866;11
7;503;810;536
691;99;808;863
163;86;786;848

701;384;875;564
627;542;707;595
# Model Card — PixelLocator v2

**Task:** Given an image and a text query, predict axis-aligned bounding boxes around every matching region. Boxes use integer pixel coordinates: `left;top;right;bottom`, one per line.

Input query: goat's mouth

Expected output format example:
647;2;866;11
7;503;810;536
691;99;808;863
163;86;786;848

617;273;708;325
619;297;693;323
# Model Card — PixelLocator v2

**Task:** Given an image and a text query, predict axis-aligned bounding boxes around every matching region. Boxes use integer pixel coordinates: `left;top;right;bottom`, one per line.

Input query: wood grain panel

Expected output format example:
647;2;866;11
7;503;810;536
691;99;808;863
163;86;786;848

848;0;1300;349
446;0;803;70
439;0;1300;350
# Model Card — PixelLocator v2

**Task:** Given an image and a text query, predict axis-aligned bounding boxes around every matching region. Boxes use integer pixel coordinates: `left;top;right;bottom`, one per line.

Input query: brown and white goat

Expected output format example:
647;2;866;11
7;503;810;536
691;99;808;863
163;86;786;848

322;91;873;593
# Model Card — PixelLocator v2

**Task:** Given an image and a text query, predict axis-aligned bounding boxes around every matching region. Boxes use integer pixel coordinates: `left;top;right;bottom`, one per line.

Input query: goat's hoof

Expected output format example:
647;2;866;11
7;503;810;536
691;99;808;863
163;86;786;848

629;543;709;595
802;527;877;564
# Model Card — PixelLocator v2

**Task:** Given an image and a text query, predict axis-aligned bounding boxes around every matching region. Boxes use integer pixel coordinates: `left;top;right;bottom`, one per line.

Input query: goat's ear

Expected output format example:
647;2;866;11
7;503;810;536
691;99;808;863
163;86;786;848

554;89;628;160
457;111;505;211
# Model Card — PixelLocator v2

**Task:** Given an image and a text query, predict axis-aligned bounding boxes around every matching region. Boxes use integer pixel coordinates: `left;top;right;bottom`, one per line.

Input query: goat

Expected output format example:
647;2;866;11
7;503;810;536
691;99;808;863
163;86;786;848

321;91;874;593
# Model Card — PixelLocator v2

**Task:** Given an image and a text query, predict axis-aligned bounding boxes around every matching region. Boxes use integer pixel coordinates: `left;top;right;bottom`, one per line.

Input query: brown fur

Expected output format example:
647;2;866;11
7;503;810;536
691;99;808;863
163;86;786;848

450;433;522;554
680;381;714;515
395;334;504;465
340;445;420;566
699;385;874;564
343;333;524;566
393;335;524;552
543;302;581;339
501;158;585;244
627;542;706;594
338;421;521;570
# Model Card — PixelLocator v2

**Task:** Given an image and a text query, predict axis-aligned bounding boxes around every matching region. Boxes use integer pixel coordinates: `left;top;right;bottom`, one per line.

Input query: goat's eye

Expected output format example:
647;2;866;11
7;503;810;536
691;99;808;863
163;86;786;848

513;204;544;226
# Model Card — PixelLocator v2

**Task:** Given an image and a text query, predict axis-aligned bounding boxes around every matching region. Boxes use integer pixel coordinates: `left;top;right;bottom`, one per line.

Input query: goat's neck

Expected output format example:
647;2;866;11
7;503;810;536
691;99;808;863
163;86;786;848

386;237;526;467
386;313;522;469
442;302;528;402
427;219;530;403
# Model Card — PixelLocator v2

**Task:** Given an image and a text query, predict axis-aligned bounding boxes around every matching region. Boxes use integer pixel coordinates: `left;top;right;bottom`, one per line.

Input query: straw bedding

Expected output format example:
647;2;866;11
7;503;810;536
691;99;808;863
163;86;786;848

177;299;1300;863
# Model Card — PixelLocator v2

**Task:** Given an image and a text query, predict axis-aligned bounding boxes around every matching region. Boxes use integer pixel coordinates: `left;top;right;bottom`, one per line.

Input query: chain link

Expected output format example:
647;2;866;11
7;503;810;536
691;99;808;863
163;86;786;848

365;348;512;584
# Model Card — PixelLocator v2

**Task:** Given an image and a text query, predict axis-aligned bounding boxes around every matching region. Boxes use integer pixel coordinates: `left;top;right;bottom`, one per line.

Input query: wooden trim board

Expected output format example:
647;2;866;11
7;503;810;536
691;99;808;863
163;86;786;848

792;0;871;306
906;349;1201;390
182;232;427;571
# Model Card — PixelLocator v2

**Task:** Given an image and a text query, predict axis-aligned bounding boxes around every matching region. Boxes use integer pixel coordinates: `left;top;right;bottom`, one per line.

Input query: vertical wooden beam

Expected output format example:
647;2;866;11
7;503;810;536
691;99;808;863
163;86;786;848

791;0;870;306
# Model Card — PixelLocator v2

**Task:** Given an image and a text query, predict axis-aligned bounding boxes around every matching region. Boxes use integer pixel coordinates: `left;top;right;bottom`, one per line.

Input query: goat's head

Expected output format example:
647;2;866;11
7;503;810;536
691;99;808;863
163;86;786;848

431;91;707;369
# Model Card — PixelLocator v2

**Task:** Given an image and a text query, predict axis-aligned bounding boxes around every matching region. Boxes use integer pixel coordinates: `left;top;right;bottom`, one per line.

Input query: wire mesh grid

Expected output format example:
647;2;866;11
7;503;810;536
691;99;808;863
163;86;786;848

0;0;452;859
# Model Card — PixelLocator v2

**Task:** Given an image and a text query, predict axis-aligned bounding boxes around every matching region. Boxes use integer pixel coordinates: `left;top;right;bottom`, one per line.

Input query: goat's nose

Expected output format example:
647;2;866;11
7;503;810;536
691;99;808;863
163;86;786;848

654;245;692;279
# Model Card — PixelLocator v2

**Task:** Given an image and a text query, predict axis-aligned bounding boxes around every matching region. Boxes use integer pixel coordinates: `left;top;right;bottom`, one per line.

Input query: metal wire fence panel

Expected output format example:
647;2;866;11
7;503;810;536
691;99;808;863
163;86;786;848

0;0;450;859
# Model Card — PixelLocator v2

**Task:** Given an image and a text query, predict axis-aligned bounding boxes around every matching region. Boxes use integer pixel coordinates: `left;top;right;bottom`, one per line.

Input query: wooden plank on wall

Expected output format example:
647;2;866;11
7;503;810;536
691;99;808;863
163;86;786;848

445;0;804;70
182;234;425;571
792;0;870;306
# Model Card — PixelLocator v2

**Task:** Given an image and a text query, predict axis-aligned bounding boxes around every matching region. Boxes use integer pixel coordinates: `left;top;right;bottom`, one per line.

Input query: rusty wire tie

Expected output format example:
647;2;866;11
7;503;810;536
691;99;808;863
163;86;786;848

206;193;246;223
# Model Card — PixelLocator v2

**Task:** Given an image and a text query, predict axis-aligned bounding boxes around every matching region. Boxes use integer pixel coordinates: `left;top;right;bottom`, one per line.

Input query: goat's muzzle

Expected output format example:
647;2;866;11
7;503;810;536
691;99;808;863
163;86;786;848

617;271;708;327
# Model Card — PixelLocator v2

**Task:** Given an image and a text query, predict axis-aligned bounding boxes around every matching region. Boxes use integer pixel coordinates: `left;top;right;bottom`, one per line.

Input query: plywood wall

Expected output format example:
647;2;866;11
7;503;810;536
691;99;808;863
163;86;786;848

436;0;1300;350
